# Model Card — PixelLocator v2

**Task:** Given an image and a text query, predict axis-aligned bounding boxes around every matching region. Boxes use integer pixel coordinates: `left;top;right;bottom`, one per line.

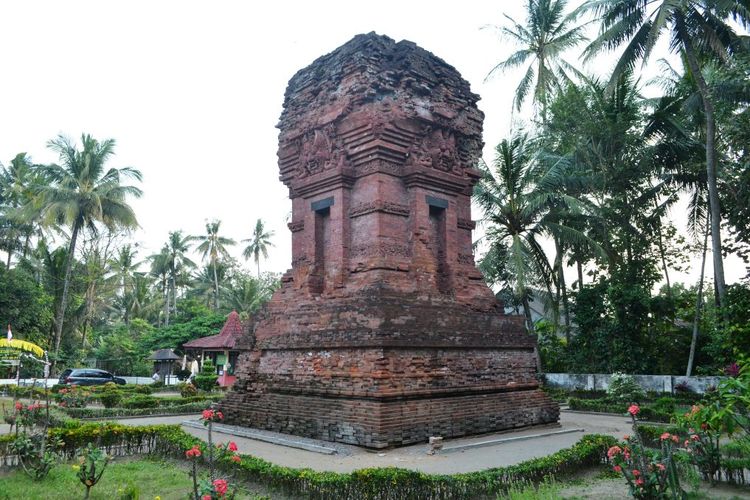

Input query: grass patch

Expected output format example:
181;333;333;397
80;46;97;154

0;457;271;500
0;457;194;500
500;479;561;499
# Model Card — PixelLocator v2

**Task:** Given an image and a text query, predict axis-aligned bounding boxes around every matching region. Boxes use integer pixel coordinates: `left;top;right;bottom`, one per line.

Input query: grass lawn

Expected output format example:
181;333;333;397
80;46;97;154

0;457;268;500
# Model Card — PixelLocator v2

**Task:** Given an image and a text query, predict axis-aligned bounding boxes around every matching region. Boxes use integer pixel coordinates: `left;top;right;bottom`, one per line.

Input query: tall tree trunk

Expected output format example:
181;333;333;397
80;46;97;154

653;198;672;299
687;218;710;377
554;237;571;343
682;30;726;310
163;277;170;327
170;271;177;320
577;259;584;289
213;260;220;310
5;249;10;270
52;221;81;369
257;260;260;279
522;293;543;373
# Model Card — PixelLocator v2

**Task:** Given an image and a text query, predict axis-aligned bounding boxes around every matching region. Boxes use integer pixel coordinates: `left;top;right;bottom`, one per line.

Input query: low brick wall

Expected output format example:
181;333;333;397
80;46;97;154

544;373;725;394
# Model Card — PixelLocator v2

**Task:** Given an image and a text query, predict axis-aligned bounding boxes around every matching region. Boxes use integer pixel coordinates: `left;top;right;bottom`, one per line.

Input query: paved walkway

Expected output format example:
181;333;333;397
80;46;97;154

0;405;634;474
111;410;633;474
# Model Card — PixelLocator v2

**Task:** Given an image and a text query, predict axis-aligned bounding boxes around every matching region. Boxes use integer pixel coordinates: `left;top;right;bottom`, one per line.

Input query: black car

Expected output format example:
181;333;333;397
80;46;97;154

58;368;126;386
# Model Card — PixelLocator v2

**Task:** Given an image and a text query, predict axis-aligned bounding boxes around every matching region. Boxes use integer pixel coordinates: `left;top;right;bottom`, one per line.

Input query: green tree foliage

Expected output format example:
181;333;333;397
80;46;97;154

40;134;142;364
242;218;275;278
0;267;53;349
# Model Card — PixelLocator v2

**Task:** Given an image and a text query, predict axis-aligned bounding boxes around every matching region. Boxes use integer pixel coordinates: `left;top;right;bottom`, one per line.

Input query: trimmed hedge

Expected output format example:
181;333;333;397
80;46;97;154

0;422;617;499
567;398;675;423
59;402;208;419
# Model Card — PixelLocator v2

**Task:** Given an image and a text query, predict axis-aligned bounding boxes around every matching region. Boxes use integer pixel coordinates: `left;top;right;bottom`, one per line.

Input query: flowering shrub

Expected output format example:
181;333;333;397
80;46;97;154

608;405;685;499
677;405;722;482
56;386;92;408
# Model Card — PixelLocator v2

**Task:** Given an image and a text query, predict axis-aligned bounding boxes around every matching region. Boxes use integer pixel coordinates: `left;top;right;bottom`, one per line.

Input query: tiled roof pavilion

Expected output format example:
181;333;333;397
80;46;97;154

183;310;245;350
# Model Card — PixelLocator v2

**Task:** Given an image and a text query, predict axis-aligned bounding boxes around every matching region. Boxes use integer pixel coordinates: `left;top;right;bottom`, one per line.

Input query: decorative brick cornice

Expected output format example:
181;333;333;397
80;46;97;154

349;201;410;218
457;218;476;230
287;220;305;232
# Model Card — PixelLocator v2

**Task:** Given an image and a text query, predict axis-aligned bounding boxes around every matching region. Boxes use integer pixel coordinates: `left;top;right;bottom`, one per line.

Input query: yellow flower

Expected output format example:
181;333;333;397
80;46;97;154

71;465;80;471
154;497;161;500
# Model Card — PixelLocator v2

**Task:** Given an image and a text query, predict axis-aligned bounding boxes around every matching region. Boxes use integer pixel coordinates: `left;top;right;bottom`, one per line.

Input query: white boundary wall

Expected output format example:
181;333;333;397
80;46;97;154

544;373;725;394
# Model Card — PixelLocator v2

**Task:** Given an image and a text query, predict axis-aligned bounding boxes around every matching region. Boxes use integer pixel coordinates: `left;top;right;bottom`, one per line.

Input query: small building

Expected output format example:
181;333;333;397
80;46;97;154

183;310;245;387
149;348;180;382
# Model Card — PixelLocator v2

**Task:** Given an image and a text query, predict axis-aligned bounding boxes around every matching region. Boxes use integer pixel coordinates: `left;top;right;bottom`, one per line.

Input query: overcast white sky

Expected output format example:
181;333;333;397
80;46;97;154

0;0;744;285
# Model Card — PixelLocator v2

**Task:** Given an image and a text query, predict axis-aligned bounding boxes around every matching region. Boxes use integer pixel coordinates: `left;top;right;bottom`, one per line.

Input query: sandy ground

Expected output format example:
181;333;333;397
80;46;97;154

107;410;635;474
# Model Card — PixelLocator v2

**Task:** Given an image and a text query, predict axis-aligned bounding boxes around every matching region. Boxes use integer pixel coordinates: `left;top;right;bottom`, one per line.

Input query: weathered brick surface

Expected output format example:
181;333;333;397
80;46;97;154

221;32;559;447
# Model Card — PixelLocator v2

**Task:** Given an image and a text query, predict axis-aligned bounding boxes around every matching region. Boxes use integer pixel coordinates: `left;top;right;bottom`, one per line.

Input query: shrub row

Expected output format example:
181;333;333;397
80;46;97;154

567;398;675;422
0;421;617;499
59;402;209;419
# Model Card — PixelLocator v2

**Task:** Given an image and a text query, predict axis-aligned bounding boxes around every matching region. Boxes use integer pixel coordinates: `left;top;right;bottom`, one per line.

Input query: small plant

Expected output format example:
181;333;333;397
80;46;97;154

56;386;92;408
608;404;685;499
607;372;645;403
76;442;110;499
673;380;691;394
179;382;199;398
134;384;153;395
194;361;219;392
121;395;159;409
99;390;123;409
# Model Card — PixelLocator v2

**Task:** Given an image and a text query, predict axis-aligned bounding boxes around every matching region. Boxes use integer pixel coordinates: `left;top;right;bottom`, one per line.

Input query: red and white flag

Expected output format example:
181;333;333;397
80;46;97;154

6;324;12;341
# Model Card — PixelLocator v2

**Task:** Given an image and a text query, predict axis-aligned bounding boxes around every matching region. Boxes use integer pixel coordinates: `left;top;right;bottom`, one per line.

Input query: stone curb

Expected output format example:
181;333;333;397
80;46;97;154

181;420;338;455
441;427;586;453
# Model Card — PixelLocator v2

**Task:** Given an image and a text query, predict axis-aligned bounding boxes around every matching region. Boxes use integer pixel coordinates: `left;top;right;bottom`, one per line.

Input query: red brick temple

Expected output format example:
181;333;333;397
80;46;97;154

221;32;559;448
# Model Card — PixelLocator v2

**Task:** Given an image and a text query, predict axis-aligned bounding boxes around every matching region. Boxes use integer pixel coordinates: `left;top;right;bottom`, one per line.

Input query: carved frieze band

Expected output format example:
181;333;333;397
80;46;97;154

349;201;410;218
287;220;305;232
457;253;475;265
457;218;476;230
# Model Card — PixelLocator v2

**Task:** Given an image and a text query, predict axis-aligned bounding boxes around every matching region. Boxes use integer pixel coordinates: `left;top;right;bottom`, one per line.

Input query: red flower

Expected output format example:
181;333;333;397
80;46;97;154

216;411;224;420
607;445;622;459
230;455;241;463
632;469;641;477
684;439;690;447
202;409;214;420
613;465;622;473
228;441;238;452
14;401;23;411
656;463;666;471
636;478;645;486
202;496;212;500
185;446;202;458
627;404;640;416
671;435;679;444
691;434;699;441
660;432;671;441
213;478;228;496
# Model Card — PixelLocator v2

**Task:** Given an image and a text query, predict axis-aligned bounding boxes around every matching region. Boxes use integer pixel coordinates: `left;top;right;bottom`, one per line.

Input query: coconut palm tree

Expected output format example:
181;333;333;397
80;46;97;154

39;134;142;364
580;0;750;310
148;249;171;326
486;0;588;122
475;133;599;338
191;220;235;309
242;218;275;277
164;231;194;317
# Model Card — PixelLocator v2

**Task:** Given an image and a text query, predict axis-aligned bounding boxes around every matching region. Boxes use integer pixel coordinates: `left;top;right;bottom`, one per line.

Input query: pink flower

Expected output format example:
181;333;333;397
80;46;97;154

14;402;23;411
627;404;640;416
636;478;645;486
691;434;699;441
230;455;241;463
632;469;641;477
623;435;630;441
656;463;666;471
202;409;214;420
216;411;224;420
671;435;679;444
660;432;671;441
684;439;690;447
607;445;622;459
213;478;228;496
202;496;212;500
613;465;622;472
228;442;238;452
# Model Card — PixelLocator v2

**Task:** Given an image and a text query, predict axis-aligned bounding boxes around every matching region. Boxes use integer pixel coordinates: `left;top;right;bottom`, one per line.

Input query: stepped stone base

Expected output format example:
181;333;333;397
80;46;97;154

223;387;559;449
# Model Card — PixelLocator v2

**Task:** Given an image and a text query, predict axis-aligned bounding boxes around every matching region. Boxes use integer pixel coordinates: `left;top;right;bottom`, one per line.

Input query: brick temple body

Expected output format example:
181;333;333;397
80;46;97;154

221;33;559;448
